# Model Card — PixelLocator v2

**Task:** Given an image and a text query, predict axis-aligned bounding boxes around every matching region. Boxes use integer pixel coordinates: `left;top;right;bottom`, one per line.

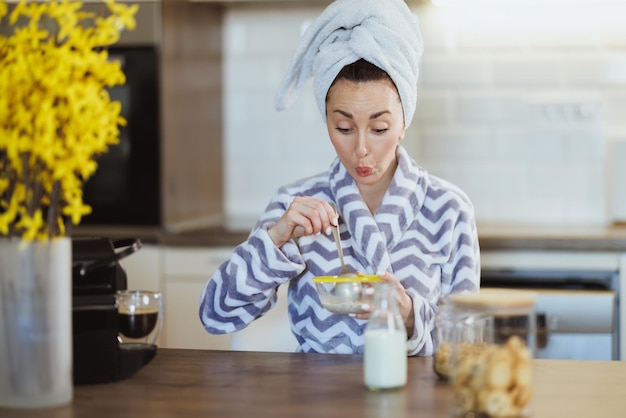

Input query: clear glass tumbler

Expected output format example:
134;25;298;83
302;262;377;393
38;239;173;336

116;290;164;348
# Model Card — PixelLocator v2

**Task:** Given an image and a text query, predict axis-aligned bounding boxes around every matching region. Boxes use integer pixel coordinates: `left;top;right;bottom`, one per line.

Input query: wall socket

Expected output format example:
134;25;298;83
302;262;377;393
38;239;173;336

530;101;603;123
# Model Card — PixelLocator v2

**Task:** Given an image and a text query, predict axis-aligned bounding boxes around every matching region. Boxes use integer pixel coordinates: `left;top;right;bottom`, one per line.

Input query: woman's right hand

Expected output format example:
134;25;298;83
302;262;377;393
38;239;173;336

268;197;338;247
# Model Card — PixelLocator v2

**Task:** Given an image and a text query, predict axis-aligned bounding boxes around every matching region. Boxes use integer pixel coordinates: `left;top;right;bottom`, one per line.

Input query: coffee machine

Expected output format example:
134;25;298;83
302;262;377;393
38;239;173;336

72;237;157;385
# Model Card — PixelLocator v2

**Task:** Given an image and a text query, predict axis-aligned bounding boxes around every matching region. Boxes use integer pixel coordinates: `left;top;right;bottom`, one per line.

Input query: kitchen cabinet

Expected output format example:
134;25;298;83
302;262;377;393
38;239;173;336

161;245;296;351
119;243;163;292
162;246;234;349
160;1;225;232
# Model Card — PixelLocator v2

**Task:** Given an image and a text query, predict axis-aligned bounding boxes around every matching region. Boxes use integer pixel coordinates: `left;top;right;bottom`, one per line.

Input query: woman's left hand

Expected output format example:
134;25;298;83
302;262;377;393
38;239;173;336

353;271;414;338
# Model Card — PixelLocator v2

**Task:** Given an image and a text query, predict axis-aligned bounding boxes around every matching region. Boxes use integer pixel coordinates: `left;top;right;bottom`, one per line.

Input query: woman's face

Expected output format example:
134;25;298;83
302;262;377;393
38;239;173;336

326;78;406;191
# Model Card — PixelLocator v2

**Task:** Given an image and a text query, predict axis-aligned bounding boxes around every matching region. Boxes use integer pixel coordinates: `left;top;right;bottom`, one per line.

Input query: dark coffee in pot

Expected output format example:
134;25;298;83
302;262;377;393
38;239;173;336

118;308;159;339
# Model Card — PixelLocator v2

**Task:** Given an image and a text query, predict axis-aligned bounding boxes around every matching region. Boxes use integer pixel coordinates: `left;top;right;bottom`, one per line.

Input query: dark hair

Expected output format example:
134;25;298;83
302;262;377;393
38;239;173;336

326;59;398;101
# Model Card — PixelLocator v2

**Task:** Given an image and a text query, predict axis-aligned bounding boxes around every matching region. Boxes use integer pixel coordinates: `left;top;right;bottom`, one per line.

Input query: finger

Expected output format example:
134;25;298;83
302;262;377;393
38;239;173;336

376;271;395;283
352;311;370;320
376;271;407;301
307;198;339;233
325;201;340;227
294;197;337;235
288;213;314;237
305;199;328;235
377;271;402;287
280;203;315;237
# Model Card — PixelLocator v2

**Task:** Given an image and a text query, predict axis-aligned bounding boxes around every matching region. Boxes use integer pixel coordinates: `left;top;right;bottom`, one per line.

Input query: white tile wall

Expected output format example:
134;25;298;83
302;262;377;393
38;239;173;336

222;2;626;228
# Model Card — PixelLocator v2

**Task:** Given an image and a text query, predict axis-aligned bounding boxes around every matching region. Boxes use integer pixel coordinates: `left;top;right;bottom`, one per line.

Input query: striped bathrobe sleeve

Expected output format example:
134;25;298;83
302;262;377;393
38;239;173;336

199;198;305;334
406;188;481;356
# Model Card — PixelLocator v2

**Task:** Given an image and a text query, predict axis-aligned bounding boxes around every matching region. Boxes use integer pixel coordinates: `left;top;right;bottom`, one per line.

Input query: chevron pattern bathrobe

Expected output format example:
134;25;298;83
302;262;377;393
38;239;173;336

200;145;480;356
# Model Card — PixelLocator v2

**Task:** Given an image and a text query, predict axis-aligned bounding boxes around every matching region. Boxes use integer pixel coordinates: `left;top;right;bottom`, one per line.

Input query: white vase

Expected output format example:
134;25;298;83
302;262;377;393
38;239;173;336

0;237;73;408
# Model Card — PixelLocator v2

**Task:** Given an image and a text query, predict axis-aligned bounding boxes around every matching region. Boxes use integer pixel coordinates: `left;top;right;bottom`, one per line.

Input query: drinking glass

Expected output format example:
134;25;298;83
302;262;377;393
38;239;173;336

116;290;163;348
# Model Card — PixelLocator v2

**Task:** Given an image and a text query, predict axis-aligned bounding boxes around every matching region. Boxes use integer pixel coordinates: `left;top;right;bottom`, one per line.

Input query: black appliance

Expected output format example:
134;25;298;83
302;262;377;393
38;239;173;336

72;237;157;385
81;45;161;226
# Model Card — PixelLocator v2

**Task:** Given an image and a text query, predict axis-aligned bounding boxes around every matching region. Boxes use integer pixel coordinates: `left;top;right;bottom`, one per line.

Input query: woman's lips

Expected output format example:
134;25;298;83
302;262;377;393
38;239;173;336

355;166;373;177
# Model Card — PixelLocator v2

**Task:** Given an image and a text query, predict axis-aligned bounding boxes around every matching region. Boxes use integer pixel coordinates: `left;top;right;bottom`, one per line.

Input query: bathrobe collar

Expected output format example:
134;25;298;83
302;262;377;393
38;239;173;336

328;144;427;274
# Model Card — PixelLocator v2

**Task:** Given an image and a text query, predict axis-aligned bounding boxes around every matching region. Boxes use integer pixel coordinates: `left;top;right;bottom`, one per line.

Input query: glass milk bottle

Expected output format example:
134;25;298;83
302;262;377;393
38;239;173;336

363;282;407;390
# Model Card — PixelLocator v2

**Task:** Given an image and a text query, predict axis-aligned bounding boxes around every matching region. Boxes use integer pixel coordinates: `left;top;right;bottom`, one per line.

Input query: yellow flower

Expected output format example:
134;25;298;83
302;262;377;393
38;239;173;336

15;208;44;241
0;0;138;241
105;0;139;31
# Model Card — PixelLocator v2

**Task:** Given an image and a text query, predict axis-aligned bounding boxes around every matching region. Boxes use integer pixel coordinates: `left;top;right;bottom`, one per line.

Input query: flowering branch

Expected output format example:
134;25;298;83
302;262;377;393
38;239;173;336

0;0;138;240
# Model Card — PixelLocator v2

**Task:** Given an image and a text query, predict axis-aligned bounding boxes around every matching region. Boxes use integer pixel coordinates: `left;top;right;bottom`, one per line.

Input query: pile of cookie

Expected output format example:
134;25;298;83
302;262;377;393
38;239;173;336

434;341;487;380
434;341;453;379
452;335;533;417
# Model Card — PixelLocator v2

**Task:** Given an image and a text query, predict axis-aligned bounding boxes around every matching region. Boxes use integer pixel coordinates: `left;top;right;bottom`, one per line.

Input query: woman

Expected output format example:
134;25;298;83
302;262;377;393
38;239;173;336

199;0;480;356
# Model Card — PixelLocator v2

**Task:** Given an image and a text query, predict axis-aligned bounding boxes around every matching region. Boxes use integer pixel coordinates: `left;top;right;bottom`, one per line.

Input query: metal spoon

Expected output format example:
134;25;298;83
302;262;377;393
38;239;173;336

329;204;360;301
331;224;356;278
329;202;355;278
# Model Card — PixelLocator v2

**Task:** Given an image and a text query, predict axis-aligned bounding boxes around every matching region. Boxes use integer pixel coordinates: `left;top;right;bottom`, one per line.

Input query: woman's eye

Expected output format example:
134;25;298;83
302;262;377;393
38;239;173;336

373;128;389;134
336;127;351;134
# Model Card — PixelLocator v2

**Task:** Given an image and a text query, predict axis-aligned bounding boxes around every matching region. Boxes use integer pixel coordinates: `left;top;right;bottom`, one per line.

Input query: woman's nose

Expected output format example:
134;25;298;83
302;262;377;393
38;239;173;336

355;134;368;157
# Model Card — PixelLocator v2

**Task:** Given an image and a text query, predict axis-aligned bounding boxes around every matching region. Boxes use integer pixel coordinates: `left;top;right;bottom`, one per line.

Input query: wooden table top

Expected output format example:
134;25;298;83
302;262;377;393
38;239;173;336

1;349;625;418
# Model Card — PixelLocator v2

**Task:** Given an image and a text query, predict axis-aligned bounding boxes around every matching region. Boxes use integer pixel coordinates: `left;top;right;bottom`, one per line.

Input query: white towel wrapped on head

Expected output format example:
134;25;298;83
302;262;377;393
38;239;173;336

274;0;424;127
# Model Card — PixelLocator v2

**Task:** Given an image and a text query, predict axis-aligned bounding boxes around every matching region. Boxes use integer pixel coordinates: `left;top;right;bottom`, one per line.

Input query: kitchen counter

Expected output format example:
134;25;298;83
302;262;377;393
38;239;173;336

72;225;250;247
73;222;626;252
477;222;626;252
2;349;626;418
161;222;626;252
